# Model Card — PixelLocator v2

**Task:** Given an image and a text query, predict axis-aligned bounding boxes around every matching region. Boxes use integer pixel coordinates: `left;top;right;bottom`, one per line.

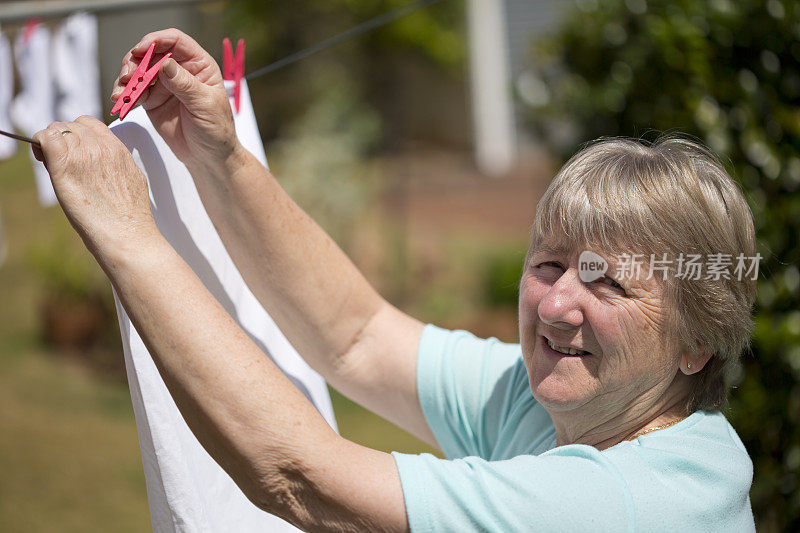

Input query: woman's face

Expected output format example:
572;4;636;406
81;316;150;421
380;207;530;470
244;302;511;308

518;239;682;416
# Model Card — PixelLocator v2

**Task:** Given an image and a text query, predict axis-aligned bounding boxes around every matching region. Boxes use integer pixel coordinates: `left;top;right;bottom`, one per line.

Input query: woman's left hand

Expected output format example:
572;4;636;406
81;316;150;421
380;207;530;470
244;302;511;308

33;116;159;259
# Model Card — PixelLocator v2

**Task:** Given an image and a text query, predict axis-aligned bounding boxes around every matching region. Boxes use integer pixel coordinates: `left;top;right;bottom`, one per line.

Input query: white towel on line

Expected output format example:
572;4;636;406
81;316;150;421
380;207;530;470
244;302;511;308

53;12;102;121
109;79;337;533
0;25;16;160
10;23;58;206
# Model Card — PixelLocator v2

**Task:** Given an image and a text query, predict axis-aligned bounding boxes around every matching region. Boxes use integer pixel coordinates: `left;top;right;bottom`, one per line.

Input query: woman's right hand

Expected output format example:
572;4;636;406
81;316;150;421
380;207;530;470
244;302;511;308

111;28;241;167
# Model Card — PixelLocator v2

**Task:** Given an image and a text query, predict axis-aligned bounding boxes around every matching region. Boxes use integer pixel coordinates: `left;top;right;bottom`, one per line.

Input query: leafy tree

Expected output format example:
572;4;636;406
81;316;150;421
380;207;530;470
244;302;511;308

523;1;800;529
225;0;465;142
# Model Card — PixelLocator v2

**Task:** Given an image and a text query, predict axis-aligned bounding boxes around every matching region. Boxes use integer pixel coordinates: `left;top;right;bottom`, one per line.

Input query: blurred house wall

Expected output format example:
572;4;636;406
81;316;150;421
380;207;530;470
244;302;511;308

506;0;567;133
367;49;473;151
505;0;566;85
465;0;569;176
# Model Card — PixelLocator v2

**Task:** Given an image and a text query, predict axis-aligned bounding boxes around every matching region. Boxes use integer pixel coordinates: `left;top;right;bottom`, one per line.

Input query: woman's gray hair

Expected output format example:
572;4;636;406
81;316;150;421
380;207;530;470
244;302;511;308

529;136;758;412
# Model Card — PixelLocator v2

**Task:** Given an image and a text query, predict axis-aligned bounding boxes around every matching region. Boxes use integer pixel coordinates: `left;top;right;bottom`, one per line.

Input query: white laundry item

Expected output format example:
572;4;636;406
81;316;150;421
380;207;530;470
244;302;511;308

110;79;337;533
0;26;16;160
53;13;101;121
11;24;57;206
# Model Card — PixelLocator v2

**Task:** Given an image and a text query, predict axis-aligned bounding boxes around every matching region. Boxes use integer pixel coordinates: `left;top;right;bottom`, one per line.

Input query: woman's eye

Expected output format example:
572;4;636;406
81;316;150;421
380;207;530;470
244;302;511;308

600;276;623;290
538;261;564;270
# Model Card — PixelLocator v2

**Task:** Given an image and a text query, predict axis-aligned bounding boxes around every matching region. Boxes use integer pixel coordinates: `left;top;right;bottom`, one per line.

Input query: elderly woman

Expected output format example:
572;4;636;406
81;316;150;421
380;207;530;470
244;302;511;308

33;29;755;531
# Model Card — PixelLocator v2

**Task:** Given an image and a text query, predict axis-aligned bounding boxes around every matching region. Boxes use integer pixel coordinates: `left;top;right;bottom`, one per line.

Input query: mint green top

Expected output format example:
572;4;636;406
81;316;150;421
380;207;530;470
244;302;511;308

392;325;755;532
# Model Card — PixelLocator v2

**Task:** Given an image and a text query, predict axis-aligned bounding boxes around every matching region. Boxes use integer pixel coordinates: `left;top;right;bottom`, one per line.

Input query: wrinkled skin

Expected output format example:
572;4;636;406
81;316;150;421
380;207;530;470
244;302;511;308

33;29;245;256
519;242;706;446
110;28;239;166
32;117;156;256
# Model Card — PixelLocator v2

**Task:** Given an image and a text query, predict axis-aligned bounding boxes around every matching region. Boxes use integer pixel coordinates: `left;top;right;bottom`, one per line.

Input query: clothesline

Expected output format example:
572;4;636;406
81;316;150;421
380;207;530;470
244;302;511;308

0;0;447;204
245;0;444;81
1;0;446;82
0;0;209;23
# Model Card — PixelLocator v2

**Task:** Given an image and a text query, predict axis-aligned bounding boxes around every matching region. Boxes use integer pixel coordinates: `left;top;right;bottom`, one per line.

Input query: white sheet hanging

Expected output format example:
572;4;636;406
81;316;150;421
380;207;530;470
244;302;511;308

53;12;101;121
10;23;57;206
109;79;337;533
0;25;16;160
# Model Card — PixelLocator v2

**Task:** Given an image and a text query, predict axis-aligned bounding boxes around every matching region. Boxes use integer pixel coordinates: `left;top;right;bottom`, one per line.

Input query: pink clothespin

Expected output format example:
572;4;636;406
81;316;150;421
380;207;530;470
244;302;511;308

22;18;40;45
222;38;245;113
111;42;172;120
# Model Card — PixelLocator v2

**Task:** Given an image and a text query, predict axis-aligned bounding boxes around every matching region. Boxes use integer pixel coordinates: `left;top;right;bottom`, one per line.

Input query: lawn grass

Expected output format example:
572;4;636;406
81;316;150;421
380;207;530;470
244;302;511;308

0;147;437;531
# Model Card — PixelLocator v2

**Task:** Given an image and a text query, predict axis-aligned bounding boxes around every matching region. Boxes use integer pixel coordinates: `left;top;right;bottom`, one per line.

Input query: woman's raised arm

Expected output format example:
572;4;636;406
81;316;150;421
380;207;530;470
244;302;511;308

112;28;436;448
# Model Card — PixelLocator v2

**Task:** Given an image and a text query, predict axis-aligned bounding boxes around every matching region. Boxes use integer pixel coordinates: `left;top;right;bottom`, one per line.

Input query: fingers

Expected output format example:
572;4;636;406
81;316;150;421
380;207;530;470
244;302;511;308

75;116;131;151
110;45;139;101
153;58;212;109
111;28;222;105
52;122;84;149
75;115;110;135
32;144;44;162
110;62;160;109
110;63;133;102
34;122;71;151
130;28;210;63
33;121;82;168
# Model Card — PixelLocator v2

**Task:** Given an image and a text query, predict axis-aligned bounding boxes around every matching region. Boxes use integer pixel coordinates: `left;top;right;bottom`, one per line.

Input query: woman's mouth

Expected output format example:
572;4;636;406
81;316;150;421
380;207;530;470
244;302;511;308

541;336;592;357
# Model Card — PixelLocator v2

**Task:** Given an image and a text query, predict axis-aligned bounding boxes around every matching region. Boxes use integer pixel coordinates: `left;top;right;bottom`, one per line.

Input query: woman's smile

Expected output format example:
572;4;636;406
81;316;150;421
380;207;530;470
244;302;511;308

542;335;594;357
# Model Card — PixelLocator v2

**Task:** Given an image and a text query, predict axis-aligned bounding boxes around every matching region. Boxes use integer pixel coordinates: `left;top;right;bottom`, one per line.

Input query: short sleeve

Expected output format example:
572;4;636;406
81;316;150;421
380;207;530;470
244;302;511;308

415;325;538;459
392;447;635;533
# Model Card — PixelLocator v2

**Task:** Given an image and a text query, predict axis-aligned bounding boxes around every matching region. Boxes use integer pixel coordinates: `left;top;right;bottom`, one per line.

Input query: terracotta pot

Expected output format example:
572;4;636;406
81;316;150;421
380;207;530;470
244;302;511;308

41;292;106;348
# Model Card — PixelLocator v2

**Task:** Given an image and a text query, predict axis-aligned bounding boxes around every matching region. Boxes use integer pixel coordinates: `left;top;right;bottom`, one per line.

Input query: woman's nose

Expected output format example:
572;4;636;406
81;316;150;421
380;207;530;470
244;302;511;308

537;268;585;328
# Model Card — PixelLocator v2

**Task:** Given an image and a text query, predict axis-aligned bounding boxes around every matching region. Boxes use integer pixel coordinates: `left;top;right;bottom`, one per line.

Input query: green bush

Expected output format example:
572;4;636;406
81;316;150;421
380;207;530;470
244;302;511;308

523;1;799;529
29;229;121;357
29;231;107;303
268;66;381;247
484;249;527;309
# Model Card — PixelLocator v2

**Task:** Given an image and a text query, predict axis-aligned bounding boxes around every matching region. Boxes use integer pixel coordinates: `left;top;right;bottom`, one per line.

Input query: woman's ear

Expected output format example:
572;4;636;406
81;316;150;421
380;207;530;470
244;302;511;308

680;344;714;375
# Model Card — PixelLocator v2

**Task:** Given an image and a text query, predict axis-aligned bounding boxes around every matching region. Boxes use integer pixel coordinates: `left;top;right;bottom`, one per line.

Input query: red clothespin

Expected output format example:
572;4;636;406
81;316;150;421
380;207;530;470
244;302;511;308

111;42;172;120
222;38;245;113
22;18;40;45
